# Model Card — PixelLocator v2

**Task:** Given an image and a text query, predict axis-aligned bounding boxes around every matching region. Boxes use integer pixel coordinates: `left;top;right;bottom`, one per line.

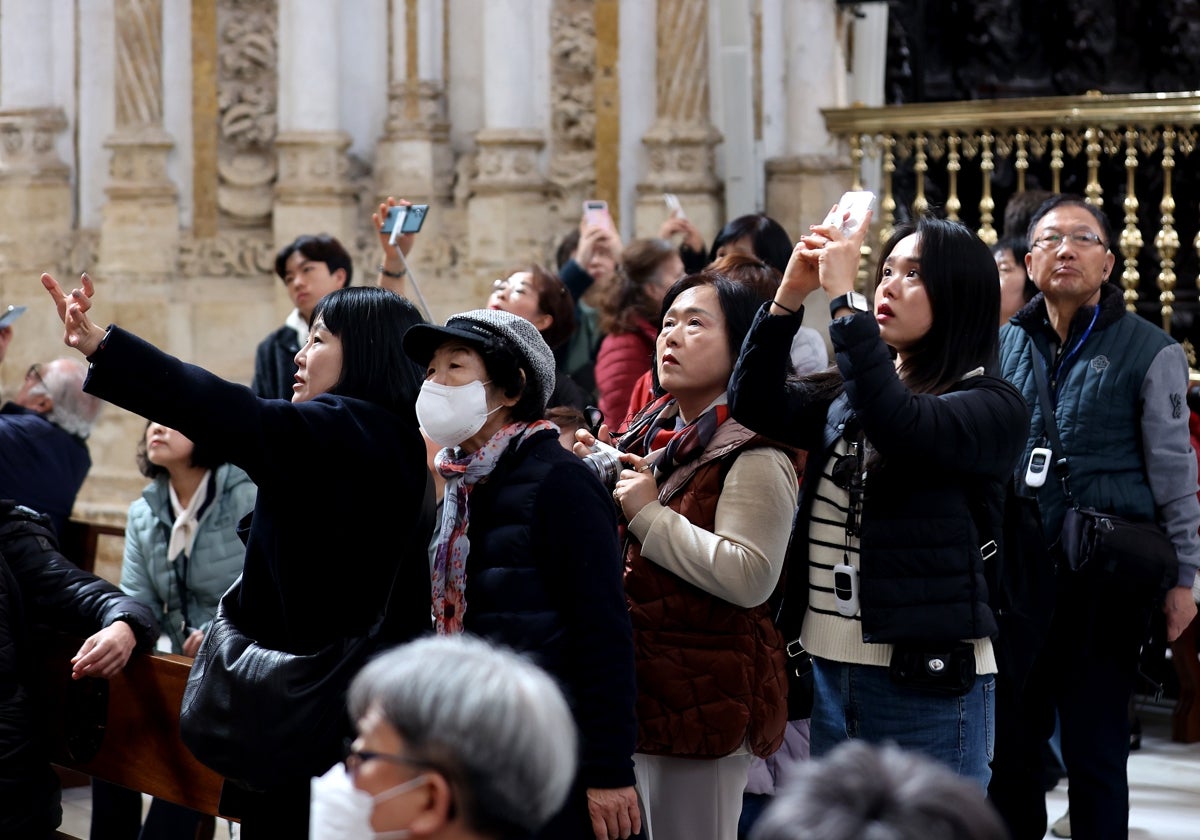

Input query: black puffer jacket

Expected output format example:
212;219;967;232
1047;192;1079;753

460;429;637;791
0;501;158;838
730;305;1030;645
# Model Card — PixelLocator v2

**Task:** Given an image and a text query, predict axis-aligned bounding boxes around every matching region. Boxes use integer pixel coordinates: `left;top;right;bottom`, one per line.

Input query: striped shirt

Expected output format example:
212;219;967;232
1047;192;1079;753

801;437;997;674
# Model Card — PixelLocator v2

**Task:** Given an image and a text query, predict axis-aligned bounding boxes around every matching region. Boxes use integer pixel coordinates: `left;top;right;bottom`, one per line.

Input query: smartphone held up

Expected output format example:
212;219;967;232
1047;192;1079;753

822;191;875;236
582;199;612;230
380;204;430;245
0;305;26;329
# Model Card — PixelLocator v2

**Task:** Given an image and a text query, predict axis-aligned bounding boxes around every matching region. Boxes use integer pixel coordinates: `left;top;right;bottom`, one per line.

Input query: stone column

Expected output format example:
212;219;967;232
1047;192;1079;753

375;0;453;202
274;0;356;247
763;0;852;239
633;0;723;239
467;0;550;286
99;0;181;275
0;2;72;269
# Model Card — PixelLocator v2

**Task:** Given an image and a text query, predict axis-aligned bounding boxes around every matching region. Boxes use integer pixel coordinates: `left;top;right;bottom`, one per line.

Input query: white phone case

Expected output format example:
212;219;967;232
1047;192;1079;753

824;190;876;235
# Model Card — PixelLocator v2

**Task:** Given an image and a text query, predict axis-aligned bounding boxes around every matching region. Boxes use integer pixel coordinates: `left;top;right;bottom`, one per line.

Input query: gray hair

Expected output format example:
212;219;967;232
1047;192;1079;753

32;358;102;439
348;634;578;838
750;741;1008;840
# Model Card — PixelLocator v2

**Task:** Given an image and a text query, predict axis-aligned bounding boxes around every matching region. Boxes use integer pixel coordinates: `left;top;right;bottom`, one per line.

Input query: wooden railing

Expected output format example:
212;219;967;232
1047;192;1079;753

822;90;1200;347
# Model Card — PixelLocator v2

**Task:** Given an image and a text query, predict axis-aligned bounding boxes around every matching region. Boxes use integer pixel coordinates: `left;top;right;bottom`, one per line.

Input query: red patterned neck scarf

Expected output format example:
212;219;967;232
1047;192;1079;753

619;394;730;482
431;419;556;634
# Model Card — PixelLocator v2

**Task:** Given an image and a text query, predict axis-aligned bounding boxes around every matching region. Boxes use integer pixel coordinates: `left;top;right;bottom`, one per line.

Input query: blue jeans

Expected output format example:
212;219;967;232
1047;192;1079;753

810;656;996;788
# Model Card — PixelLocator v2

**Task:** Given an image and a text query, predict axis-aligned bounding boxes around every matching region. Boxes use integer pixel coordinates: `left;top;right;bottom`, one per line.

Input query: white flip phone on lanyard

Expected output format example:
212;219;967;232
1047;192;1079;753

1025;446;1052;489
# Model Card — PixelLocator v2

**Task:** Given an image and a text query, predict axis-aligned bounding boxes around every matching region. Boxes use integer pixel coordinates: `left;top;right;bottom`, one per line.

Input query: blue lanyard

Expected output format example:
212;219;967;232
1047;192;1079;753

1047;304;1101;403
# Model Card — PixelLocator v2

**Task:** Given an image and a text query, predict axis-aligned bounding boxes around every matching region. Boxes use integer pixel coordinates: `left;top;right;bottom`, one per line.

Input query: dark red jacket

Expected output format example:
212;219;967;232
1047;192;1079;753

595;317;659;430
624;421;788;759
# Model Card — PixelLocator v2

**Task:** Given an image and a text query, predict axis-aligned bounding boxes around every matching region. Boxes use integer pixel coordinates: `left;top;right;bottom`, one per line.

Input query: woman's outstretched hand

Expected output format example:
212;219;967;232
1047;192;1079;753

41;272;104;357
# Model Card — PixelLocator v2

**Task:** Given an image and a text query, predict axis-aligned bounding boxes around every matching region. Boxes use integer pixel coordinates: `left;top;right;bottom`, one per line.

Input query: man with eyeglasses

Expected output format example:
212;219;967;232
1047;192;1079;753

990;194;1200;840
0;358;102;536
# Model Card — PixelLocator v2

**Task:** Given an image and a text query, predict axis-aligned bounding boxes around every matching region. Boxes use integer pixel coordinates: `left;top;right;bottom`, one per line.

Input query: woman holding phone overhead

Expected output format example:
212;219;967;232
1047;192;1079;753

728;209;1028;786
40;272;435;837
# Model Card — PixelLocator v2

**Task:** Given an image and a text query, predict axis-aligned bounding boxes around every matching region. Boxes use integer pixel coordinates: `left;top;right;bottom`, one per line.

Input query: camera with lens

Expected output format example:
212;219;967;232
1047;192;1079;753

582;439;624;488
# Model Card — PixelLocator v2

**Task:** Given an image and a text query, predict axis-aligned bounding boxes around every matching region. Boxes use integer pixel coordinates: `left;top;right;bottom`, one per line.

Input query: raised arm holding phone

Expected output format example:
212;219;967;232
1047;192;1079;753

730;204;1029;788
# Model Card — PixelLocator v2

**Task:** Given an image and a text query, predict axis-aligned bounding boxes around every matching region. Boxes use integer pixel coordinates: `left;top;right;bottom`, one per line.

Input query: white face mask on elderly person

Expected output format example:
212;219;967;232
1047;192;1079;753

309;761;426;840
415;379;500;449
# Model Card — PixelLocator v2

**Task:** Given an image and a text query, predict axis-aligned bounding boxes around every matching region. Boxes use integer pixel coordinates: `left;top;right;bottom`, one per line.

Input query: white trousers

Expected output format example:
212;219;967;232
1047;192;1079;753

633;751;753;840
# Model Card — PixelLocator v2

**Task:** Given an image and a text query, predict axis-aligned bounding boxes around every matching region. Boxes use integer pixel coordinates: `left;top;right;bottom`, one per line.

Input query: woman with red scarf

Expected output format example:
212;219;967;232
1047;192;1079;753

603;272;798;840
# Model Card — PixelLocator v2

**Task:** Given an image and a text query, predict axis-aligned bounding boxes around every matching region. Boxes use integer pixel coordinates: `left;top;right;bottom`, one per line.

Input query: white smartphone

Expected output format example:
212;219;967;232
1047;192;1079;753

823;190;876;235
663;193;684;219
583;199;611;229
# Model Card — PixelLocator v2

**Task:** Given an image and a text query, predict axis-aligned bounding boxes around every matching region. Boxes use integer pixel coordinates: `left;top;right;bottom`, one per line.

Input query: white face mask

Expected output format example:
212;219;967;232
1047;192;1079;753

416;379;501;449
310;760;424;840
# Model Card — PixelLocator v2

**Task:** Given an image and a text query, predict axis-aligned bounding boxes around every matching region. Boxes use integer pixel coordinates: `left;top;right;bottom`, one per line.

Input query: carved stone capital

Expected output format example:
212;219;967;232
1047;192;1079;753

179;229;276;278
0;108;70;182
274;130;356;201
384;80;451;141
639;119;722;192
103;128;179;201
375;137;455;203
473;129;548;195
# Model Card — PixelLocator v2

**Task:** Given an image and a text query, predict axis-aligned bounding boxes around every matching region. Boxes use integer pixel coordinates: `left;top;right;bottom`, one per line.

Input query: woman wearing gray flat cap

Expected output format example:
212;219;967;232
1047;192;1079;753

402;308;640;840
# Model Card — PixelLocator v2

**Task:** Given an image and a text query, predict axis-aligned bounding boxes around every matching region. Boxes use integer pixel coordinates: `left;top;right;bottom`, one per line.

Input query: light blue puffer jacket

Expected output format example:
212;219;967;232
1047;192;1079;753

119;463;257;653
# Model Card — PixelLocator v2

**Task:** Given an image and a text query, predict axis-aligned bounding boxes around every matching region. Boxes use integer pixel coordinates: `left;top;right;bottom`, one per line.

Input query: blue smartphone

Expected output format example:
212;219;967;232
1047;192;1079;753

380;204;429;236
0;305;26;329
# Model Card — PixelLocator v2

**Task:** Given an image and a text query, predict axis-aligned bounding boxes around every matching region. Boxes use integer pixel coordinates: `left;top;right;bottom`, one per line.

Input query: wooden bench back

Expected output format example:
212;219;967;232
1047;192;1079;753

37;633;227;816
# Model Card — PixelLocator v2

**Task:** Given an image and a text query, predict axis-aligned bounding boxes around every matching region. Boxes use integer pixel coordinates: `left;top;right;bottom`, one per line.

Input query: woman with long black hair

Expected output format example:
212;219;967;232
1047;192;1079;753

729;212;1029;786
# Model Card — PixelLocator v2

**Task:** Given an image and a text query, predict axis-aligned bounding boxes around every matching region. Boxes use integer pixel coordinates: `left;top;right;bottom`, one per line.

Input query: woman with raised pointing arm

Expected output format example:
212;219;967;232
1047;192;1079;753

41;272;435;837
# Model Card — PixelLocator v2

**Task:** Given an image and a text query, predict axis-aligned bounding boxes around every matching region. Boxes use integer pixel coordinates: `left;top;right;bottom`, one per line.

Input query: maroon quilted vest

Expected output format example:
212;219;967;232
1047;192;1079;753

624;420;789;758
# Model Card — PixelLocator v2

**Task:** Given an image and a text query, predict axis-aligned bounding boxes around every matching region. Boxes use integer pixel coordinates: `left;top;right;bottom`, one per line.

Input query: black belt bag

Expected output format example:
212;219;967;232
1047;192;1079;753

888;641;977;697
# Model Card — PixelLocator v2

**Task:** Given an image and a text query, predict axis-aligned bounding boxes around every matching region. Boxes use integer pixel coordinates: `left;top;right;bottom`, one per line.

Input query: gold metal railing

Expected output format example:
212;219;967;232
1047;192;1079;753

822;90;1200;337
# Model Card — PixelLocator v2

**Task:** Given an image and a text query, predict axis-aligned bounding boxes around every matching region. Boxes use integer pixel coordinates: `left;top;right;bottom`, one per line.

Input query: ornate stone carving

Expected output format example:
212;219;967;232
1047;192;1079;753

548;0;597;205
473;129;548;194
275;131;355;197
217;0;278;226
0;108;69;181
640;122;722;193
179;229;276;277
386;79;450;139
104;130;177;200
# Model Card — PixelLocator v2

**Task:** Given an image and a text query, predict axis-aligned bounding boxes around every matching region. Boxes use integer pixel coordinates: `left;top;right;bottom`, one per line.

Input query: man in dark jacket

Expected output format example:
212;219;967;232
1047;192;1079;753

252;234;353;400
0;358;102;536
991;195;1200;840
0;501;158;838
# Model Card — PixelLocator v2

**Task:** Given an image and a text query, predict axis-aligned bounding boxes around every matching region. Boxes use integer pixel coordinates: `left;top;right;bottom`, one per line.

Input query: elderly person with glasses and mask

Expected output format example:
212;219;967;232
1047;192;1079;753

402;309;640;840
310;634;578;840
